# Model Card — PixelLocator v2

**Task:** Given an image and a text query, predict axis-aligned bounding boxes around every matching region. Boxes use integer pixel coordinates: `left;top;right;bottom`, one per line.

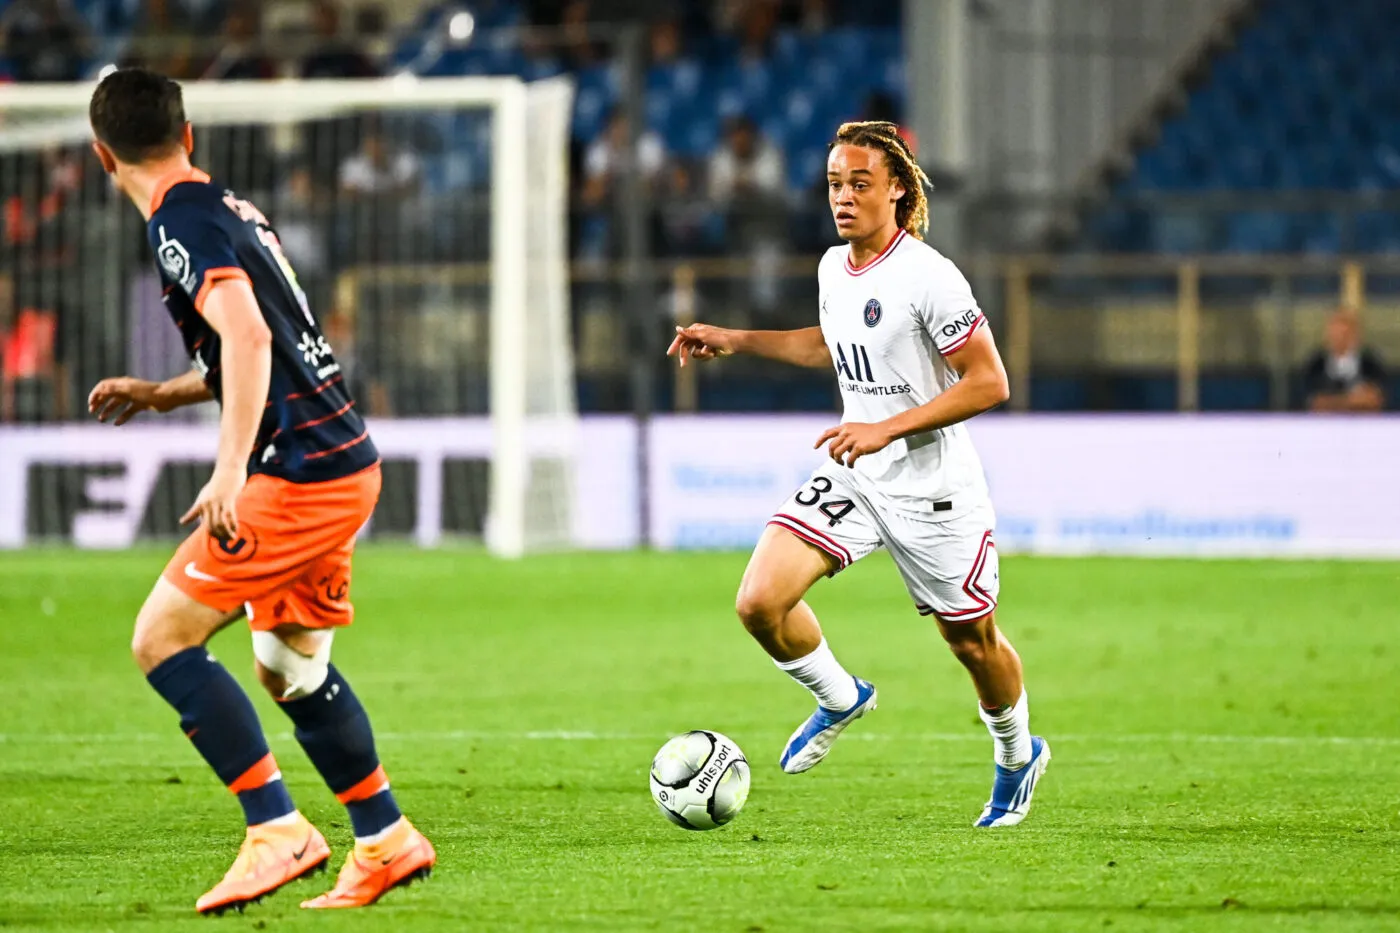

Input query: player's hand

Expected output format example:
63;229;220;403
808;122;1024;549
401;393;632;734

667;324;736;367
815;421;895;468
87;377;161;425
181;466;246;541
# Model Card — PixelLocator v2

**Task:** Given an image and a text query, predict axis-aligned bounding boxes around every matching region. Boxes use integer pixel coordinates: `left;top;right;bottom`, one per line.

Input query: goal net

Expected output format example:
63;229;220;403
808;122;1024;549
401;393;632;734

0;76;576;557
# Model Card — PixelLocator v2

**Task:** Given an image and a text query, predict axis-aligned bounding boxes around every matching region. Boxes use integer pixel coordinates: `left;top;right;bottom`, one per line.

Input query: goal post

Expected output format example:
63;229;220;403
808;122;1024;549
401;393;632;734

0;75;577;557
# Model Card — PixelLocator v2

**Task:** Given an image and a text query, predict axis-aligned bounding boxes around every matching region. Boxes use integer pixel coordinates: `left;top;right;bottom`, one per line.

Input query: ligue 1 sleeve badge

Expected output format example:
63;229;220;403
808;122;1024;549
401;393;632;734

864;298;882;327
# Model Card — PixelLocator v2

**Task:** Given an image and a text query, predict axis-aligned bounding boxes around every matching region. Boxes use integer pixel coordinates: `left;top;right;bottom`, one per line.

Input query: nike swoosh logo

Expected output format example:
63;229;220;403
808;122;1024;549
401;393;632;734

381;856;394;866
293;842;309;861
184;561;221;583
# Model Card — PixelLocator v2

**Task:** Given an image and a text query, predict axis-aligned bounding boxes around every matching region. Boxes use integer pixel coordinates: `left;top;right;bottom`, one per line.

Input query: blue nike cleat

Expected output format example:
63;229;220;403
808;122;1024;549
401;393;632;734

974;736;1051;827
779;677;877;774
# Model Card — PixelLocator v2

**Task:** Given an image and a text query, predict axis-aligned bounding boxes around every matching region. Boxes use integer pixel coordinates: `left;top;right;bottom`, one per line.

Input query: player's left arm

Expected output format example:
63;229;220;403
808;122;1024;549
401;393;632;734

179;277;272;539
817;326;1009;467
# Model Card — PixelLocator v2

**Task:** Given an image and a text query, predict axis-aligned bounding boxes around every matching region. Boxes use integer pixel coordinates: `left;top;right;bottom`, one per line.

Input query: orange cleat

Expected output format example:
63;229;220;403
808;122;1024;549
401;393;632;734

195;814;331;915
301;819;435;909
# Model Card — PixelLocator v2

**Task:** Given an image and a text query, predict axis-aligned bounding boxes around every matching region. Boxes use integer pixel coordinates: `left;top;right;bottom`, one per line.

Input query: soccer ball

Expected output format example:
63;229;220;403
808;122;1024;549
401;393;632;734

649;730;751;831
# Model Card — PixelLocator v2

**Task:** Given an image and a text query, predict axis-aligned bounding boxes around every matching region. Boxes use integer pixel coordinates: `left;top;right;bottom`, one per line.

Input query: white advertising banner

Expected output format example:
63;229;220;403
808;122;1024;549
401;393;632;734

3;415;1397;557
0;417;638;550
646;414;1400;558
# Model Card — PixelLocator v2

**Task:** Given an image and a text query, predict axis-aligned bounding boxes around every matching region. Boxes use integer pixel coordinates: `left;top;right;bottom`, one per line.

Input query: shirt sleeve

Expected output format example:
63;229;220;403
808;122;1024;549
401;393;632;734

150;203;249;313
917;259;986;356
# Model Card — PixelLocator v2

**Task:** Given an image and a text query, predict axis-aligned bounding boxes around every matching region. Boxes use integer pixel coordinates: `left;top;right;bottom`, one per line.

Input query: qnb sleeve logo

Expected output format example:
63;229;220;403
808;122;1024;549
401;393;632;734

941;308;979;340
157;226;198;294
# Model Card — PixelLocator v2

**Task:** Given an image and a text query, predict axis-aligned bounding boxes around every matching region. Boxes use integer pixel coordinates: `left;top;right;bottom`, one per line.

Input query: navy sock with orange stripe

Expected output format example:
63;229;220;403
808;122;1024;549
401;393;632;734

146;646;297;826
277;665;402;839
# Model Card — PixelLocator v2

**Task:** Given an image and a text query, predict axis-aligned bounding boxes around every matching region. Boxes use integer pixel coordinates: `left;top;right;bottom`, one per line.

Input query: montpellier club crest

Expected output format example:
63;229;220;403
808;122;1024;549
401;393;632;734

864;298;882;327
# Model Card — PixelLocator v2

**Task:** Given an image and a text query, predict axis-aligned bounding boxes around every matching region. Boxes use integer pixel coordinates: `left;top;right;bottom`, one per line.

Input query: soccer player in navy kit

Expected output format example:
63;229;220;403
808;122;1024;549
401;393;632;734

86;68;434;913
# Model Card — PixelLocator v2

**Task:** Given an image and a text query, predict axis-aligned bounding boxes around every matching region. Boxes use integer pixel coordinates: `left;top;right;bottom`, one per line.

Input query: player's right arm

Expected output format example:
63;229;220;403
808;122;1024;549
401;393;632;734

667;324;831;369
88;369;214;424
179;277;272;540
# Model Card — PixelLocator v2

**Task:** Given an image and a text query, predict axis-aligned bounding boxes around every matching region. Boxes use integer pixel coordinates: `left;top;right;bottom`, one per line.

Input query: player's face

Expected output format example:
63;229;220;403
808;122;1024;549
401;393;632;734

827;145;904;243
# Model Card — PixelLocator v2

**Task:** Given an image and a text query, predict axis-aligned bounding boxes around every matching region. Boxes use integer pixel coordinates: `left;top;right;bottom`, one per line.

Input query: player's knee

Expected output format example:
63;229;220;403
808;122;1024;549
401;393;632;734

734;584;787;635
131;607;189;673
251;628;332;700
130;622;166;673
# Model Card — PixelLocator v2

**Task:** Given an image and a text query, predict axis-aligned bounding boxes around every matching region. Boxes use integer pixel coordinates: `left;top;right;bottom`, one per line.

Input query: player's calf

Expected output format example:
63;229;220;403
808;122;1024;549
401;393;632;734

937;614;1024;718
135;580;326;912
137;581;297;826
255;625;433;906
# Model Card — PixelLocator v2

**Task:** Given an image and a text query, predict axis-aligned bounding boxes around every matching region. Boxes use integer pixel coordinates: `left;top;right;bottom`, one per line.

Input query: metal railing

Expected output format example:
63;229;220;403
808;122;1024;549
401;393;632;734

656;252;1397;414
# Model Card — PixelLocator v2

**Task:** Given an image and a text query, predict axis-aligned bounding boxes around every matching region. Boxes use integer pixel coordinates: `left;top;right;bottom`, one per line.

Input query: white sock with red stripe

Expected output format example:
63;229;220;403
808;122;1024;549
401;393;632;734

979;690;1032;769
775;639;859;711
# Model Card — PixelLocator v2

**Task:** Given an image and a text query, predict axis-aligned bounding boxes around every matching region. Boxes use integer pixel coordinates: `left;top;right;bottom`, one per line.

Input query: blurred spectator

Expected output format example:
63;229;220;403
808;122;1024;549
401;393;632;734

301;0;379;79
652;161;718;257
560;0;603;69
708;115;785;207
782;0;832;32
578;109;664;260
0;0;91;83
203;2;275;80
714;0;780;61
708;116;787;312
0;147;82;422
123;0;201;79
1;303;66;424
338;122;423;263
648;16;684;65
339;128;421;199
275;165;329;277
1303;308;1386;413
582;109;667;208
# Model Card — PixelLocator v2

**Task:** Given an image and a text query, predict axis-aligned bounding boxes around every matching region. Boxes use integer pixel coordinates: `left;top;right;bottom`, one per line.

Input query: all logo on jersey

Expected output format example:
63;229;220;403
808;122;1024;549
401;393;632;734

157;226;197;294
864;299;882;327
834;343;876;383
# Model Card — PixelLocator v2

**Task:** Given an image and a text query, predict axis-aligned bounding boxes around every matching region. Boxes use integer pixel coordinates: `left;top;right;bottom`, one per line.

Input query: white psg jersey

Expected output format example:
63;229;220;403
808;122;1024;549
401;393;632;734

817;228;990;516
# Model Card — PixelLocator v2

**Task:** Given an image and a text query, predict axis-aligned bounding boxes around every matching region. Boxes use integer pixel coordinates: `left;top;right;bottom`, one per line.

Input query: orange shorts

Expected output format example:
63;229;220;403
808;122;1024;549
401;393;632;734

163;464;381;631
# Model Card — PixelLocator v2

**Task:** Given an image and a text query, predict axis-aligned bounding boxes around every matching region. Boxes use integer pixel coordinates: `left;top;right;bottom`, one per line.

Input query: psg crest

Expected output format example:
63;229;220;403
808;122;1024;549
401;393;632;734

864;298;882;327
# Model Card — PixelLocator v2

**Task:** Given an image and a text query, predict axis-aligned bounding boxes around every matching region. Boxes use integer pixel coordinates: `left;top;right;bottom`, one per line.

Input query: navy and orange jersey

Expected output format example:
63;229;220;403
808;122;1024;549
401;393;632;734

147;168;378;483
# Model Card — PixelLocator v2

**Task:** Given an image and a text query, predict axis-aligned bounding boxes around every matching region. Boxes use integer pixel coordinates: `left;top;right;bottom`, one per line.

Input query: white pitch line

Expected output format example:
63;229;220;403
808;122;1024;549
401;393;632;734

1;730;1399;747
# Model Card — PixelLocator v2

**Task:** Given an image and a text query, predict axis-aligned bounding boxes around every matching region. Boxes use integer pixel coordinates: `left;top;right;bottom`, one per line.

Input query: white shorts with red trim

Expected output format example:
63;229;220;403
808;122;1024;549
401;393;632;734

768;468;999;622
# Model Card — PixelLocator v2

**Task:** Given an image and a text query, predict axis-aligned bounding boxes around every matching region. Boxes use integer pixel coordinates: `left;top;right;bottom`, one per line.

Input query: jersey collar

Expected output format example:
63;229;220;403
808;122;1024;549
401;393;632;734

148;166;212;216
844;228;906;276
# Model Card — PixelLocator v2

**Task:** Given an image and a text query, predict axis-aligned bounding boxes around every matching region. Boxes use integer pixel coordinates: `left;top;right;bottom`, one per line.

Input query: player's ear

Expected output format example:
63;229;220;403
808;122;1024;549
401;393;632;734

181;122;194;156
90;140;116;174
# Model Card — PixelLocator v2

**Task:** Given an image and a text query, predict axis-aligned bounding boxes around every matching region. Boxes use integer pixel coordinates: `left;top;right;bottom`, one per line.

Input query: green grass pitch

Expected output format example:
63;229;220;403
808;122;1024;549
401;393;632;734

2;547;1399;932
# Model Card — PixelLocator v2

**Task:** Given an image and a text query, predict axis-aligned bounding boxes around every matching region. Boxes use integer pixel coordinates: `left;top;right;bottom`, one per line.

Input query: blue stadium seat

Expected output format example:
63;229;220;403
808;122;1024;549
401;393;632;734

1223;211;1289;253
1089;1;1400;253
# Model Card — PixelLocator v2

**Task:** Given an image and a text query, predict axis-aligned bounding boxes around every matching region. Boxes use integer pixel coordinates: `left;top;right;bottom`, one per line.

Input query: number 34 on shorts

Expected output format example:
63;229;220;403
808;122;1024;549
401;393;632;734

767;469;1000;623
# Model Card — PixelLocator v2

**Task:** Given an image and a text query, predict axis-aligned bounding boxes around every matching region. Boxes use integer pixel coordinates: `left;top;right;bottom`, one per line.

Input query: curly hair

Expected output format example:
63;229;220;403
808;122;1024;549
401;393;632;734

830;121;932;240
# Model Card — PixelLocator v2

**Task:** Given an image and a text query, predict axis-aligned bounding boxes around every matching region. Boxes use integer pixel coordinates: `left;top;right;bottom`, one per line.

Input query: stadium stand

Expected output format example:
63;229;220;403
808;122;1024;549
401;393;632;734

1084;0;1400;255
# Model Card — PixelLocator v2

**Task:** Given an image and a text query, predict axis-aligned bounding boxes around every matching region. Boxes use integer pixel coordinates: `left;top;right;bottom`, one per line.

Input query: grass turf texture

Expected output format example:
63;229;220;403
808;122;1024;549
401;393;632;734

1;548;1398;932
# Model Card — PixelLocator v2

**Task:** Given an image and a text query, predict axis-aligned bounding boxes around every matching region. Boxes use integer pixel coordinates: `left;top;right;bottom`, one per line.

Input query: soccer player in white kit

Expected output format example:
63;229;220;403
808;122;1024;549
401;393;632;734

667;121;1049;826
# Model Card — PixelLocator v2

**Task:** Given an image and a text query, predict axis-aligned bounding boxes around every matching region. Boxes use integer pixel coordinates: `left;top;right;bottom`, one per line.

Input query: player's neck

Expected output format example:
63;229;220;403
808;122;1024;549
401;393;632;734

847;224;902;269
121;156;198;221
